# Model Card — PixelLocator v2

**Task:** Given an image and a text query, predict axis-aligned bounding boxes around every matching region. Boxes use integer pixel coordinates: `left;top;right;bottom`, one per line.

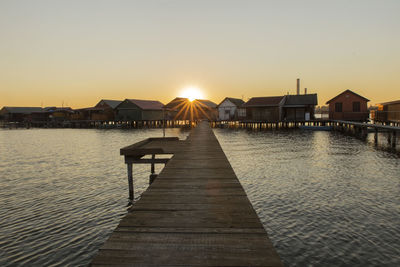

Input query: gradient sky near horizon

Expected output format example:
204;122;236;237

1;0;399;108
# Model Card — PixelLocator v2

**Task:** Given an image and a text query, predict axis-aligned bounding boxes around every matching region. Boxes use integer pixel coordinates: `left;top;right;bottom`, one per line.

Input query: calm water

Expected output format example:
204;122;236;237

0;127;399;266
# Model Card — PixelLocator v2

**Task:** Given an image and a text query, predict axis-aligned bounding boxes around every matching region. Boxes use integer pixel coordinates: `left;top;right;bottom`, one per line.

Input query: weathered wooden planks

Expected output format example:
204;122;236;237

90;121;283;267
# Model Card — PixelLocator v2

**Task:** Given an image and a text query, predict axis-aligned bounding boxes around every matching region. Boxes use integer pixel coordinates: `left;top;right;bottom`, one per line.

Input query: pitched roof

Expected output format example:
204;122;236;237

43;107;73;112
217;97;245;108
97;99;123;109
243;96;284;107
164;98;217;110
126;99;164;110
2;107;44;114
194;99;217;108
164;97;189;109
326;89;370;104
380;100;400;106
283;94;318;106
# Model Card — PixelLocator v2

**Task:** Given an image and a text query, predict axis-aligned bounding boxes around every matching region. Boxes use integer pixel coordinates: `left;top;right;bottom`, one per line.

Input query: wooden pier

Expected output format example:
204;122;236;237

332;120;400;148
90;121;283;266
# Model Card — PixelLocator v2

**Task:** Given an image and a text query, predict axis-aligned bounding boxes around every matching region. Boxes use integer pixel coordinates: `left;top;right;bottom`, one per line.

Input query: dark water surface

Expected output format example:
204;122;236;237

214;129;400;267
0;128;399;266
0;128;189;266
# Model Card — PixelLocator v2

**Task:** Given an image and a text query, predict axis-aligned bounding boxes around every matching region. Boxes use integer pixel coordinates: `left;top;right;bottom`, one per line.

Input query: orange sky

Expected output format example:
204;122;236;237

1;0;399;108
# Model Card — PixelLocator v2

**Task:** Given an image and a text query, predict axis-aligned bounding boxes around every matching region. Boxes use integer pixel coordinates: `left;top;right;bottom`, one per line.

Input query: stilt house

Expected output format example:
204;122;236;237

326;90;369;121
217;97;246;121
115;99;164;121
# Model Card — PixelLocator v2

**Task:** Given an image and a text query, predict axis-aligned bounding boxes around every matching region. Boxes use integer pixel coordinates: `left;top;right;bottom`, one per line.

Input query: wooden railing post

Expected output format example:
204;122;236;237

149;154;157;185
127;162;134;201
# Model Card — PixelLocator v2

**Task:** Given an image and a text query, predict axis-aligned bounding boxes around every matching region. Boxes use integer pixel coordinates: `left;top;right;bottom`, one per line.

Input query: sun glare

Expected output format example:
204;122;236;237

179;86;204;102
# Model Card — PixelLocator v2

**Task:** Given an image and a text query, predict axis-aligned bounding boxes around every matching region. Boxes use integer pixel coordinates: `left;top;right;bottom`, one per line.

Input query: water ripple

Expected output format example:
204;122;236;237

0;128;189;266
214;128;400;267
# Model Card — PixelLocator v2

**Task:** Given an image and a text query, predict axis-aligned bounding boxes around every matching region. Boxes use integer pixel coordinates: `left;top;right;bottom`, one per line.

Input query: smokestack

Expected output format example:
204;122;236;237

296;79;300;95
304;88;307;94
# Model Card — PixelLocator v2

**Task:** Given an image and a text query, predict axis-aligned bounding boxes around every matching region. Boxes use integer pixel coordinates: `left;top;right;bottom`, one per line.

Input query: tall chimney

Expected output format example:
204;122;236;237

296;78;300;95
304;88;307;94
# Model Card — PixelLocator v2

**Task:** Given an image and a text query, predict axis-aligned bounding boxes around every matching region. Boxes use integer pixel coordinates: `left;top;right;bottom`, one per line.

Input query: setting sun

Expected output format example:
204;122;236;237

179;86;204;102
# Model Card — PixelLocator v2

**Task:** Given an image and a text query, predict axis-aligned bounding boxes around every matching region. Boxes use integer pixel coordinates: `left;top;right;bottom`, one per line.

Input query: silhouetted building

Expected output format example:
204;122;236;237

115;99;164;121
0;107;43;122
243;96;285;121
164;98;218;121
92;99;122;121
71;100;122;121
375;100;400;122
217;97;245;121
194;99;218;121
326;90;369;121
282;94;318;121
31;107;74;123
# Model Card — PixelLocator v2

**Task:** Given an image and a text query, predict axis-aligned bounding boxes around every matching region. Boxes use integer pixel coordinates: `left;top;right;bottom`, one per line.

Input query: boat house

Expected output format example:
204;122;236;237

0;107;43;122
92;99;122;121
282;94;318;121
375;100;400;123
217;97;245;121
326;90;369;121
242;96;285;121
71;100;122;121
164;98;218;121
115;99;164;121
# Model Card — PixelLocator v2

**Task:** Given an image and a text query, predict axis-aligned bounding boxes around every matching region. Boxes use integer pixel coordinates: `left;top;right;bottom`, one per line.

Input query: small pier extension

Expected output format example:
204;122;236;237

90;121;283;266
332;120;400;148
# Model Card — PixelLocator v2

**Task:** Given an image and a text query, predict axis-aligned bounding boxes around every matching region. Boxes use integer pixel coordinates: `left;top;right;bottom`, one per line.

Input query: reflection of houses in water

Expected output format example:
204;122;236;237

164;97;218;121
115;99;164;121
217;97;245;121
375;100;400;123
326;90;369;121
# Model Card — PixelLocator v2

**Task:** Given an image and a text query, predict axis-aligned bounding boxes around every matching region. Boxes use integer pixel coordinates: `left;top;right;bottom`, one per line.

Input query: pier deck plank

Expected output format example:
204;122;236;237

91;122;283;267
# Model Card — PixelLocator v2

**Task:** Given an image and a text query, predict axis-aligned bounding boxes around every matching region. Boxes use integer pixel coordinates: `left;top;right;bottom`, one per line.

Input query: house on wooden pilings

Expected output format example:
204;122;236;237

115;99;164;121
326;90;370;121
71;100;122;121
282;94;318;121
31;107;74;123
243;96;285;121
217;97;246;121
0;107;43;122
375;100;400;123
164;97;218;121
92;99;122;121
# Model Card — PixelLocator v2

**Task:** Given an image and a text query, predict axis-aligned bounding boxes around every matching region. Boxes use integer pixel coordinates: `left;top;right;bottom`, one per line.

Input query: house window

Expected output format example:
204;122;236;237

335;102;343;112
353;101;360;112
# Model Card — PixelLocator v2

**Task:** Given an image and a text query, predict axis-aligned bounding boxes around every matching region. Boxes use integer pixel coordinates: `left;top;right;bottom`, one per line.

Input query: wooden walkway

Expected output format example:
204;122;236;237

90;122;283;266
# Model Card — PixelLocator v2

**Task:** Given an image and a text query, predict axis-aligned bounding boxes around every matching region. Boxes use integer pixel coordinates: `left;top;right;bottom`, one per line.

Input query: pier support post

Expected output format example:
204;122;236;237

149;154;157;184
374;128;378;144
391;131;397;148
127;163;134;201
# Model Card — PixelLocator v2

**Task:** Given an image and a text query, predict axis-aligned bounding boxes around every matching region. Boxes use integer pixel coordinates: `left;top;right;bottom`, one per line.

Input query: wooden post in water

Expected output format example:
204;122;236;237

391;131;397;148
374;128;378;144
127;163;134;201
149;154;157;184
